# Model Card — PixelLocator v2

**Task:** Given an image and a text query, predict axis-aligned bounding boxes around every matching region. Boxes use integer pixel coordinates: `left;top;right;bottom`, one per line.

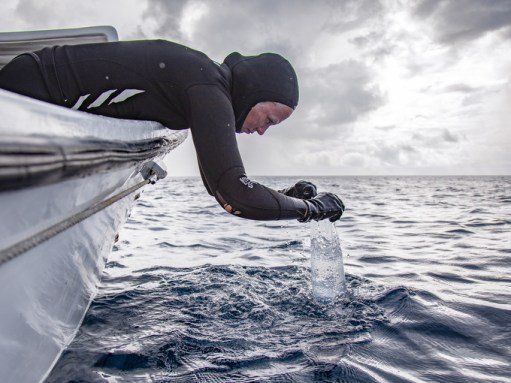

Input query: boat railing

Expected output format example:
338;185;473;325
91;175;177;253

0;25;118;69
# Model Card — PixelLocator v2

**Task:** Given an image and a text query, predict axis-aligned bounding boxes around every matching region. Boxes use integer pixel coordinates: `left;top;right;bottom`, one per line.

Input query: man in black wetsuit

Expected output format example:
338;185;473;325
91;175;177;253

0;40;345;222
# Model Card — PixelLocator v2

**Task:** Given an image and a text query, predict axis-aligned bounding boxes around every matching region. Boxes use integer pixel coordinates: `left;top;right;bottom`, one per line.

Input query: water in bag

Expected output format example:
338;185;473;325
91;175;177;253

310;220;347;303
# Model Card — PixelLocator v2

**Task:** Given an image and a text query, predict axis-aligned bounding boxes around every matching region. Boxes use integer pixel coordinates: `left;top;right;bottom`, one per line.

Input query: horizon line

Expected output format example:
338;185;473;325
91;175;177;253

167;174;511;177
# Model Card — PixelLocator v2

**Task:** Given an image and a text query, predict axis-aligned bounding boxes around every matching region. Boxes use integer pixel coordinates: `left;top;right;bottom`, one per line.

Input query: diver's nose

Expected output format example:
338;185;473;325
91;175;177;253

257;126;267;135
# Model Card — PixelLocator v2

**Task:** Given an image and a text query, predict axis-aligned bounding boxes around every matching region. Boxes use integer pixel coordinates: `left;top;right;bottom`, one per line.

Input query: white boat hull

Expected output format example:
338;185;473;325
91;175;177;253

0;171;137;383
0;89;187;382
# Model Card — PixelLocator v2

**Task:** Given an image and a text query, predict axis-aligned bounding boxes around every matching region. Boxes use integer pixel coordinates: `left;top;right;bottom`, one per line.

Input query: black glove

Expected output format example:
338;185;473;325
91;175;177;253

299;192;345;222
279;180;317;199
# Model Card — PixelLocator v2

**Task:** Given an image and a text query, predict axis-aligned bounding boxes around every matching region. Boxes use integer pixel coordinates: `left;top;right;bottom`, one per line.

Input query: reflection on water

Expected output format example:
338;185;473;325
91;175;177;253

48;176;511;382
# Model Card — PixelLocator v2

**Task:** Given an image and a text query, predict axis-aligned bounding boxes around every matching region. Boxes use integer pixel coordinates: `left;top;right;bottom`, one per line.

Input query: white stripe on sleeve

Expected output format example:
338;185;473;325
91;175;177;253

87;89;118;109
108;89;145;105
71;94;90;110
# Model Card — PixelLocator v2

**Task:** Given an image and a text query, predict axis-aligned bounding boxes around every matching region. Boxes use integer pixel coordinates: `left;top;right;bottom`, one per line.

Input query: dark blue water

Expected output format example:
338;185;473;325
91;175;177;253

48;176;511;382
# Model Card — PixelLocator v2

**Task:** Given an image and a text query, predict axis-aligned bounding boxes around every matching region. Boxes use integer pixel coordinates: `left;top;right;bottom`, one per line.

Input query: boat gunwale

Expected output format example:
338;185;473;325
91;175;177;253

0;132;186;191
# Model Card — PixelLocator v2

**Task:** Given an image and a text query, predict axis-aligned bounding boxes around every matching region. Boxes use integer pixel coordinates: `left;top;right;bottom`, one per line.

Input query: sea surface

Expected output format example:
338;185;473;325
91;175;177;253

48;176;511;383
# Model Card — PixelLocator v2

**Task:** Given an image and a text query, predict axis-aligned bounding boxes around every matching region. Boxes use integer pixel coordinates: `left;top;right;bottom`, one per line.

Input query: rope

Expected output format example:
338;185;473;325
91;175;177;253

0;178;151;267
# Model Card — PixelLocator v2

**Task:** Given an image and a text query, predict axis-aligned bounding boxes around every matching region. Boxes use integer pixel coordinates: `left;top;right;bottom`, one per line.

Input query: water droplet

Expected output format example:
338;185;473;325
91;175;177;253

159;62;166;69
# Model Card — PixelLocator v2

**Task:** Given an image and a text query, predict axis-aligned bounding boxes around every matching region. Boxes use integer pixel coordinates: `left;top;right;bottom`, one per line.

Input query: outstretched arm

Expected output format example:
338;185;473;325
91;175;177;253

186;84;308;221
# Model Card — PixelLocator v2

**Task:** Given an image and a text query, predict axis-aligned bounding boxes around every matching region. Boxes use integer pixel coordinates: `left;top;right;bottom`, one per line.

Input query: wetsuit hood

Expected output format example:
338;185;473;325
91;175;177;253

223;52;299;132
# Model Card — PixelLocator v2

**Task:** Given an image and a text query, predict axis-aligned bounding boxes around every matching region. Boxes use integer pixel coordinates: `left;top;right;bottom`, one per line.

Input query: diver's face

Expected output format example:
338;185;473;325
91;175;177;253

241;102;293;135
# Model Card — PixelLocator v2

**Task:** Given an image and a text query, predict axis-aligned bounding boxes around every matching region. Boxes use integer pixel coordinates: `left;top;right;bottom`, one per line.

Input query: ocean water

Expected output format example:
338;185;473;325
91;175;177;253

48;176;511;383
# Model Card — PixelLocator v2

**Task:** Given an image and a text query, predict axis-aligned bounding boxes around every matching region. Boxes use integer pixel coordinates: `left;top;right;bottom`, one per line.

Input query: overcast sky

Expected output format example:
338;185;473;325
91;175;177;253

2;0;510;175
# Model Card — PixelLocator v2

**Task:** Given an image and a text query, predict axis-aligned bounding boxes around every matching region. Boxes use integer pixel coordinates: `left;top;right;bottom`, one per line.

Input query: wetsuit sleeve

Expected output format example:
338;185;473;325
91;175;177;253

186;84;307;221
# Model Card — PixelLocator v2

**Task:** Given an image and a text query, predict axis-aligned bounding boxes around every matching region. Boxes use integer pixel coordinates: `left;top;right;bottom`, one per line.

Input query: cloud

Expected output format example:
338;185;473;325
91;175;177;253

11;0;150;39
143;0;386;64
143;0;322;61
142;0;193;41
14;0;96;27
321;0;383;34
373;143;406;166
15;0;55;25
443;83;479;93
412;129;460;147
442;129;459;143
341;152;367;167
374;125;396;131
460;84;505;107
295;60;385;139
413;0;511;44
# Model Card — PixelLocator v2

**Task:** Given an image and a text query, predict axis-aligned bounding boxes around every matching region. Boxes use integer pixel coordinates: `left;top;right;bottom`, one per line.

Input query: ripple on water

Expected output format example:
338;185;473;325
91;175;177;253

48;265;389;382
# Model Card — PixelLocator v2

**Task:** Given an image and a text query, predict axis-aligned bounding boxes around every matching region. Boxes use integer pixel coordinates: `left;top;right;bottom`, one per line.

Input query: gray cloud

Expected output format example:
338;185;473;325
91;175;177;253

295;60;384;139
401;144;417;152
126;25;149;40
363;141;423;168
143;0;320;61
374;125;396;131
412;129;460;147
442;129;459;143
443;83;479;93
460;84;504;107
142;0;188;41
373;144;403;166
322;0;383;34
15;0;55;25
413;0;443;19
143;0;385;63
413;0;511;44
341;152;367;167
349;30;397;63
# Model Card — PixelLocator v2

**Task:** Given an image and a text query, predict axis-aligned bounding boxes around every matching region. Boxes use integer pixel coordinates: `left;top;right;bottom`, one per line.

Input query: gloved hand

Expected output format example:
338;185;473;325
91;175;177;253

299;192;345;222
279;180;317;199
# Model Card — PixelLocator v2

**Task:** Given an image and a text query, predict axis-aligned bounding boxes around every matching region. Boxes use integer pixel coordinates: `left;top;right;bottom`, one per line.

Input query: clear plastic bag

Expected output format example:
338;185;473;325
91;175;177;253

310;220;347;304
